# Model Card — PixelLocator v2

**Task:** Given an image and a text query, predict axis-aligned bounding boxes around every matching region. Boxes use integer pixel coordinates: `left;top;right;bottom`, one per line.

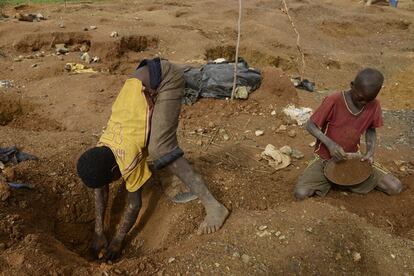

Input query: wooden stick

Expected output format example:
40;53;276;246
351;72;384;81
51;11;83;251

243;117;251;129
231;0;242;100
281;0;306;77
204;128;220;152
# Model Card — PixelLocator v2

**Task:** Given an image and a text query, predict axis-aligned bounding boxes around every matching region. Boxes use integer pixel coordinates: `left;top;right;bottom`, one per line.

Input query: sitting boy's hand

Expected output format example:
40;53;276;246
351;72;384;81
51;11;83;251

327;142;347;162
361;152;374;164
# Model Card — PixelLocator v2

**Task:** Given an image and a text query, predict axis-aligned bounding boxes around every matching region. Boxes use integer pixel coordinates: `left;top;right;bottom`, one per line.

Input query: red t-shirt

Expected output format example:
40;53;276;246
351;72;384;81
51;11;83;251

310;91;383;160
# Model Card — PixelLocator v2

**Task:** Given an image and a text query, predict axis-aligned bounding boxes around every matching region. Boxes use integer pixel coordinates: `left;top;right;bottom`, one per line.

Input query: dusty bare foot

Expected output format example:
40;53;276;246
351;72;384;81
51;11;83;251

197;203;229;235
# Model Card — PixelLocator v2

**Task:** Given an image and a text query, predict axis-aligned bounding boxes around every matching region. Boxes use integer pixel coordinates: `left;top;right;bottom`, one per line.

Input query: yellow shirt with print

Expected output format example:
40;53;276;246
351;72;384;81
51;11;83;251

98;78;152;192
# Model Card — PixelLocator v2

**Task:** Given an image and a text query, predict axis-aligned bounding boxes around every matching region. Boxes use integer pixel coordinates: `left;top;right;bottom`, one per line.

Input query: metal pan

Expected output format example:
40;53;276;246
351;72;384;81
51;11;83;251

324;154;373;186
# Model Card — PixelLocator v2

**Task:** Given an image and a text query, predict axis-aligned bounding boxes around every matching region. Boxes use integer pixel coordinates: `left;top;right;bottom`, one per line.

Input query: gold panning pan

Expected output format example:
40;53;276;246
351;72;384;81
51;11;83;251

324;154;373;186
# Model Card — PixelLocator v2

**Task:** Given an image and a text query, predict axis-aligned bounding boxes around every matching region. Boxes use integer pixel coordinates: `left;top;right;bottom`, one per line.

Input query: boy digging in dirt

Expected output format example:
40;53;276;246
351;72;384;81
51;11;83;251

77;58;229;260
294;68;402;199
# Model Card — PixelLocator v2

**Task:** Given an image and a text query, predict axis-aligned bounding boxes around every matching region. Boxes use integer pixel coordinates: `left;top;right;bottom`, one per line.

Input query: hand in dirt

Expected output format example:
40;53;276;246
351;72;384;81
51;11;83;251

106;238;123;261
361;152;374;164
327;142;347;162
91;233;108;259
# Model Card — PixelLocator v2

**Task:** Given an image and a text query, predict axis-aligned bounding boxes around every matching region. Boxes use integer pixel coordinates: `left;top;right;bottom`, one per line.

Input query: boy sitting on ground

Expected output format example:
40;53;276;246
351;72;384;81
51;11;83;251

294;68;402;200
77;58;229;260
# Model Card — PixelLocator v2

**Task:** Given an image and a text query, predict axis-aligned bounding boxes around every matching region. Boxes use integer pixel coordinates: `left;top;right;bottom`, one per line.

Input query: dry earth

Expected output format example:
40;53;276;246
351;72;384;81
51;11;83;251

0;0;413;275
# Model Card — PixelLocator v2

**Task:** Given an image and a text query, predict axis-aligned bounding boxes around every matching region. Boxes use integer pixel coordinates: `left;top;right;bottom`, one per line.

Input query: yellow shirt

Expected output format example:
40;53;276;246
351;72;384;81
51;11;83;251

98;78;152;192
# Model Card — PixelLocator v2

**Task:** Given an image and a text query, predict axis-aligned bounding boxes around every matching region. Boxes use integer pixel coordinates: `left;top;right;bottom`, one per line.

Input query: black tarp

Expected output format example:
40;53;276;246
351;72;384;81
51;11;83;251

183;58;262;104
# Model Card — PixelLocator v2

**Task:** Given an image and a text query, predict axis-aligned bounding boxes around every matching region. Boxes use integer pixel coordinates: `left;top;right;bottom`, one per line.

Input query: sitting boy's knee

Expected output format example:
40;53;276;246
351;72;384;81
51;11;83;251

380;174;403;195
386;180;402;195
294;187;312;200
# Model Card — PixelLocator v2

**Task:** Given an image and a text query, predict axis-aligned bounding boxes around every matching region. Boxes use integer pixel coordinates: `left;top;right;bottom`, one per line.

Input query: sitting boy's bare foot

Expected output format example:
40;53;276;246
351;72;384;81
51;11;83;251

197;203;229;235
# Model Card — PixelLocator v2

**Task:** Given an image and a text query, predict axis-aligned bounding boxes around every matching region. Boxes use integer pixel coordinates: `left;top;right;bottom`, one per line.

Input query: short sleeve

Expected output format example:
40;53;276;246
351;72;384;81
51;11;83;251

310;95;335;128
370;100;383;128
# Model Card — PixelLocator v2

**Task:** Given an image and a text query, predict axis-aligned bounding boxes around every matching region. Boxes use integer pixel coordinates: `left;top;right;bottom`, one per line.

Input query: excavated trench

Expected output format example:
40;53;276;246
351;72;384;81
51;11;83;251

205;45;296;70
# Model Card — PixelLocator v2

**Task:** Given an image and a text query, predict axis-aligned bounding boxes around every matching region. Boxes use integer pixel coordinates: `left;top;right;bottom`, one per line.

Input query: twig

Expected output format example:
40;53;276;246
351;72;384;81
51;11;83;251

180;130;212;139
237;143;265;151
250;168;273;174
243;117;251;129
204;128;220;152
195;133;212;138
206;153;221;160
386;219;394;232
210;142;222;147
225;152;240;161
181;137;200;144
281;0;306;77
231;0;242;100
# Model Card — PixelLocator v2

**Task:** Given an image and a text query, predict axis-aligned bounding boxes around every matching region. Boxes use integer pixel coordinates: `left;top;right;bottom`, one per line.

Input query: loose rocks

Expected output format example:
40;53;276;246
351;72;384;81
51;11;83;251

291;149;304;159
55;44;68;55
255;130;264;137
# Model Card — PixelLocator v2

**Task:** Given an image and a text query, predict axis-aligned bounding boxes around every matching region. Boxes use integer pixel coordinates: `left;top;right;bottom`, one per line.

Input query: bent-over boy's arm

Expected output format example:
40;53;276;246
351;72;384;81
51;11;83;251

362;127;376;163
306;120;347;161
91;186;109;257
106;189;142;260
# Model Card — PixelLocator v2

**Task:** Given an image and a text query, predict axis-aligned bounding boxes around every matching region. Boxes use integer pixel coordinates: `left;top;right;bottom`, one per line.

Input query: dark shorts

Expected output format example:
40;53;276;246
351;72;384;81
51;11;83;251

147;60;185;169
295;156;390;196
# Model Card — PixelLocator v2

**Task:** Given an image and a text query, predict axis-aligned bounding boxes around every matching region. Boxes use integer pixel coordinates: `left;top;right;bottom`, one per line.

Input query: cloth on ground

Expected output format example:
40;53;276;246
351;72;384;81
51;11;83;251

0;146;38;165
64;63;97;74
7;182;34;189
183;58;262;104
291;77;315;92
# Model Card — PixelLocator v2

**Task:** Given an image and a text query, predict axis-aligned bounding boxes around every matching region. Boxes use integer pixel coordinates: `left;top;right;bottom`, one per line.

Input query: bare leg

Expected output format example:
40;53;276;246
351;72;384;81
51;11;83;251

293;158;328;200
106;189;142;260
167;157;229;235
91;186;109;258
376;174;403;195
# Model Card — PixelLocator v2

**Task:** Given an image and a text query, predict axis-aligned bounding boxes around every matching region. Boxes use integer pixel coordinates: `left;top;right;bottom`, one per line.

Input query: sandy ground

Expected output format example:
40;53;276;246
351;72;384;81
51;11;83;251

0;0;413;275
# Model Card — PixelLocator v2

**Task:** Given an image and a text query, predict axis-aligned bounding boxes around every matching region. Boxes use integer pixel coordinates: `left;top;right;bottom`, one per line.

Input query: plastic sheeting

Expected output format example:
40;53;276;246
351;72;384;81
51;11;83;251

183;58;262;104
